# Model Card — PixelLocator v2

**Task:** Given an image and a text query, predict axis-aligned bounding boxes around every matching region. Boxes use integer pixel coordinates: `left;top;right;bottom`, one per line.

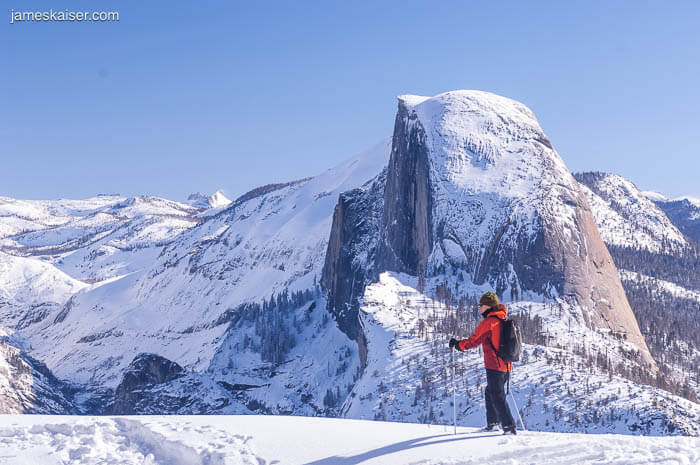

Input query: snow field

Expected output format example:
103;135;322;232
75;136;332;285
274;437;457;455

344;272;700;435
0;415;697;465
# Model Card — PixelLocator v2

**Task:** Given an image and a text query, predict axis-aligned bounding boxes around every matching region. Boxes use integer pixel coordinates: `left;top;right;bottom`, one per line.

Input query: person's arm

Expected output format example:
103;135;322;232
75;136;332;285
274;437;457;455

457;320;490;351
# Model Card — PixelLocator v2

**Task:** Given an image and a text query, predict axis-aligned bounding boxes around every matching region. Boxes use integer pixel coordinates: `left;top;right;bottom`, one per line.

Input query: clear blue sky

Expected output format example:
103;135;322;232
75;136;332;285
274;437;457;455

2;1;699;201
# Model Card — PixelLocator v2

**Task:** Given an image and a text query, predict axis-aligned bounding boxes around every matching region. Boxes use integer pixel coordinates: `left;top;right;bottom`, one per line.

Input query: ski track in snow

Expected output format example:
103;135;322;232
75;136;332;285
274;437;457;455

0;416;263;465
0;415;697;465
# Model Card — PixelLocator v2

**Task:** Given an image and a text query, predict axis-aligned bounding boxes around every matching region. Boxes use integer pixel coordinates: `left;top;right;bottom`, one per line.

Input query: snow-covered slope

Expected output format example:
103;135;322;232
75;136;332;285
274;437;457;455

575;172;699;400
655;196;700;245
0;415;697;465
574;172;689;254
0;195;201;282
343;272;699;435
0;251;87;329
9;140;390;406
0;326;76;414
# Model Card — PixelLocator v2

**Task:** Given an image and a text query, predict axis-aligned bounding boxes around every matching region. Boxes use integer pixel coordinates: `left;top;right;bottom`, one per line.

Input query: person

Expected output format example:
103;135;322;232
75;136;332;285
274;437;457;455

449;291;517;435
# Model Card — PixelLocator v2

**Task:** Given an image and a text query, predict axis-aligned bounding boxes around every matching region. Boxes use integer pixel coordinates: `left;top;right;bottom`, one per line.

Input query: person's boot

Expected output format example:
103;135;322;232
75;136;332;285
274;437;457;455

480;423;499;432
503;425;517;435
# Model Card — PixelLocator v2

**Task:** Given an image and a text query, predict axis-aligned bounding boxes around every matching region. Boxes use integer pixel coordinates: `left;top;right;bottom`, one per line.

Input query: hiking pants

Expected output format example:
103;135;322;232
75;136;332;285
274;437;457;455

485;369;515;427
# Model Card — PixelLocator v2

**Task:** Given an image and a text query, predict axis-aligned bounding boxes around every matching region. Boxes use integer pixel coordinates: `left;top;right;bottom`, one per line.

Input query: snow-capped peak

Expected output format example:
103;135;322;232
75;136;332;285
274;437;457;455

575;172;688;253
398;90;564;198
642;190;668;202
186;190;231;209
208;190;231;208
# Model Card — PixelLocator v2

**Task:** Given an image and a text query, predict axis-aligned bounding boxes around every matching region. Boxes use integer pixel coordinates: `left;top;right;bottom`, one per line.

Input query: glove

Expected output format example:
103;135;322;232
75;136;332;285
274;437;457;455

448;338;461;351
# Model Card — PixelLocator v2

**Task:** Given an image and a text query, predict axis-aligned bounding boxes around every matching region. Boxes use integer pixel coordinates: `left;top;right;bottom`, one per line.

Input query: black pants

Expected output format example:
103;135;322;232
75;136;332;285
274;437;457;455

485;369;515;428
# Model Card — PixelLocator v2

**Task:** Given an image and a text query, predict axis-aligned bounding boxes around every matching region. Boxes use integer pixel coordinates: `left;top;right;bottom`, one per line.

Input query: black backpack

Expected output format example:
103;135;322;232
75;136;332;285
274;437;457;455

493;318;522;363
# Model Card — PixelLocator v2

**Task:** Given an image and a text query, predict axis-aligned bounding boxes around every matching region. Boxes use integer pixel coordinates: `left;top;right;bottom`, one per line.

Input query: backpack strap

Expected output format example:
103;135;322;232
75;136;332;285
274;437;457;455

486;315;507;369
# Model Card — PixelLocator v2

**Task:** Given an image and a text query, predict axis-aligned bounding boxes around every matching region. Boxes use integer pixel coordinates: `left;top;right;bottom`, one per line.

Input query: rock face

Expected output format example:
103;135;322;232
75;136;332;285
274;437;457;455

109;353;184;414
323;91;654;369
378;102;433;275
322;171;386;341
0;333;77;414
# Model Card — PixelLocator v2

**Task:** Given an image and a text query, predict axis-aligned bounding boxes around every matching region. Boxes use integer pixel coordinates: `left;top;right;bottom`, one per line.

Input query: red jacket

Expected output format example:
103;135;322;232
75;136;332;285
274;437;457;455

458;304;511;372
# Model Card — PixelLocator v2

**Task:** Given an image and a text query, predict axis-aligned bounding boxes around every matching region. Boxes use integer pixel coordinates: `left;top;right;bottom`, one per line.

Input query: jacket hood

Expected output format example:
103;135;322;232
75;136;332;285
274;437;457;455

482;303;507;320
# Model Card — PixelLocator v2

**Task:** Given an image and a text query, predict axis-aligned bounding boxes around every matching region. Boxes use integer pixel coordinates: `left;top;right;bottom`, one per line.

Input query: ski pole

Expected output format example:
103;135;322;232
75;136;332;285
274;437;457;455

451;348;456;435
509;388;526;431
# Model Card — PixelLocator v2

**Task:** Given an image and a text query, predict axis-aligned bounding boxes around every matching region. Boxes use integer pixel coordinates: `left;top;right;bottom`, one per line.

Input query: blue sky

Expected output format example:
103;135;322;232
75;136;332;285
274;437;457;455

2;1;699;201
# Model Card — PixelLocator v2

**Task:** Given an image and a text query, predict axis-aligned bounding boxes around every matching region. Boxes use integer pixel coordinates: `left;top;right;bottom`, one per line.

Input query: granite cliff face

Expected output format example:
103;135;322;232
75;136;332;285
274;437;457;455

378;102;433;275
109;353;184;414
322;171;386;342
323;91;654;369
0;332;77;414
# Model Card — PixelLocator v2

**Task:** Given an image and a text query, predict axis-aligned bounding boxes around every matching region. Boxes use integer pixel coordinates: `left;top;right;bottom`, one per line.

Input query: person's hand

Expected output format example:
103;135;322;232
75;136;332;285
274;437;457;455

448;338;461;350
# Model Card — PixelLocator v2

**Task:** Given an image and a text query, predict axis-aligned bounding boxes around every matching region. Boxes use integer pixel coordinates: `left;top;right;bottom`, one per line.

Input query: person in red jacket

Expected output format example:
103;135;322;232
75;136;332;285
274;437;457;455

449;291;516;434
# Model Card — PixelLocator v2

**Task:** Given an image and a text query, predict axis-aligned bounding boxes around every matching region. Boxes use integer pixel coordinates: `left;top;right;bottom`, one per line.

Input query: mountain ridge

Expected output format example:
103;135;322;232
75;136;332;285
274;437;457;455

0;90;697;435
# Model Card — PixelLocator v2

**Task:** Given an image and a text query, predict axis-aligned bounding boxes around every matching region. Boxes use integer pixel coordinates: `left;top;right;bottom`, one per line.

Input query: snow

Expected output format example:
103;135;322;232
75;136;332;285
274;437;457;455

642;190;668;202
577;173;688;253
209;190;232;209
400;90;560;199
187;190;232;209
396;91;585;286
0;252;86;306
1;138;391;394
672;196;700;207
620;270;700;302
0;195;200;283
342;272;699;435
0;415;696;465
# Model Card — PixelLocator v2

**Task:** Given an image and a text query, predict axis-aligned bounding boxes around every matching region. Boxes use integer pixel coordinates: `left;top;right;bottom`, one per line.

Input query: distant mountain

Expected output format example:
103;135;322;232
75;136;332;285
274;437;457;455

186;190;232;210
574;172;689;254
656;197;700;245
0;195;200;282
0;91;697;435
575;172;699;402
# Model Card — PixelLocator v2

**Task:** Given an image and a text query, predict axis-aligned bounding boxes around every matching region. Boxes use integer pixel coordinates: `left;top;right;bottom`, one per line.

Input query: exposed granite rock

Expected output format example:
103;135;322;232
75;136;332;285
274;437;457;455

322;92;655;370
108;353;184;414
377;102;433;274
0;336;77;414
322;171;386;341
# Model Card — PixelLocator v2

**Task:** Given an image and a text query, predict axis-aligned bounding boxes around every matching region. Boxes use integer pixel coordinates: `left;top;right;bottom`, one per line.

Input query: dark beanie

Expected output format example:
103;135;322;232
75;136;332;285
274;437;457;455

480;292;499;307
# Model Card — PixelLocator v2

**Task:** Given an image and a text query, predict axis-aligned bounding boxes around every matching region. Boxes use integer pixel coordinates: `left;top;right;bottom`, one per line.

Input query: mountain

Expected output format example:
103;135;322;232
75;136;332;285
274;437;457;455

574;173;689;254
325;91;653;366
0;195;201;282
0;91;697;435
575;172;699;401
655;197;700;245
0;326;76;414
322;91;696;434
186;190;232;210
0;140;390;414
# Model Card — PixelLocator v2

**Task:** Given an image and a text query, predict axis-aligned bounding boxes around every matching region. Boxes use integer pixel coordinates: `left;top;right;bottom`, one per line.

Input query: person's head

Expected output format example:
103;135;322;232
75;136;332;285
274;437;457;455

479;291;499;314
